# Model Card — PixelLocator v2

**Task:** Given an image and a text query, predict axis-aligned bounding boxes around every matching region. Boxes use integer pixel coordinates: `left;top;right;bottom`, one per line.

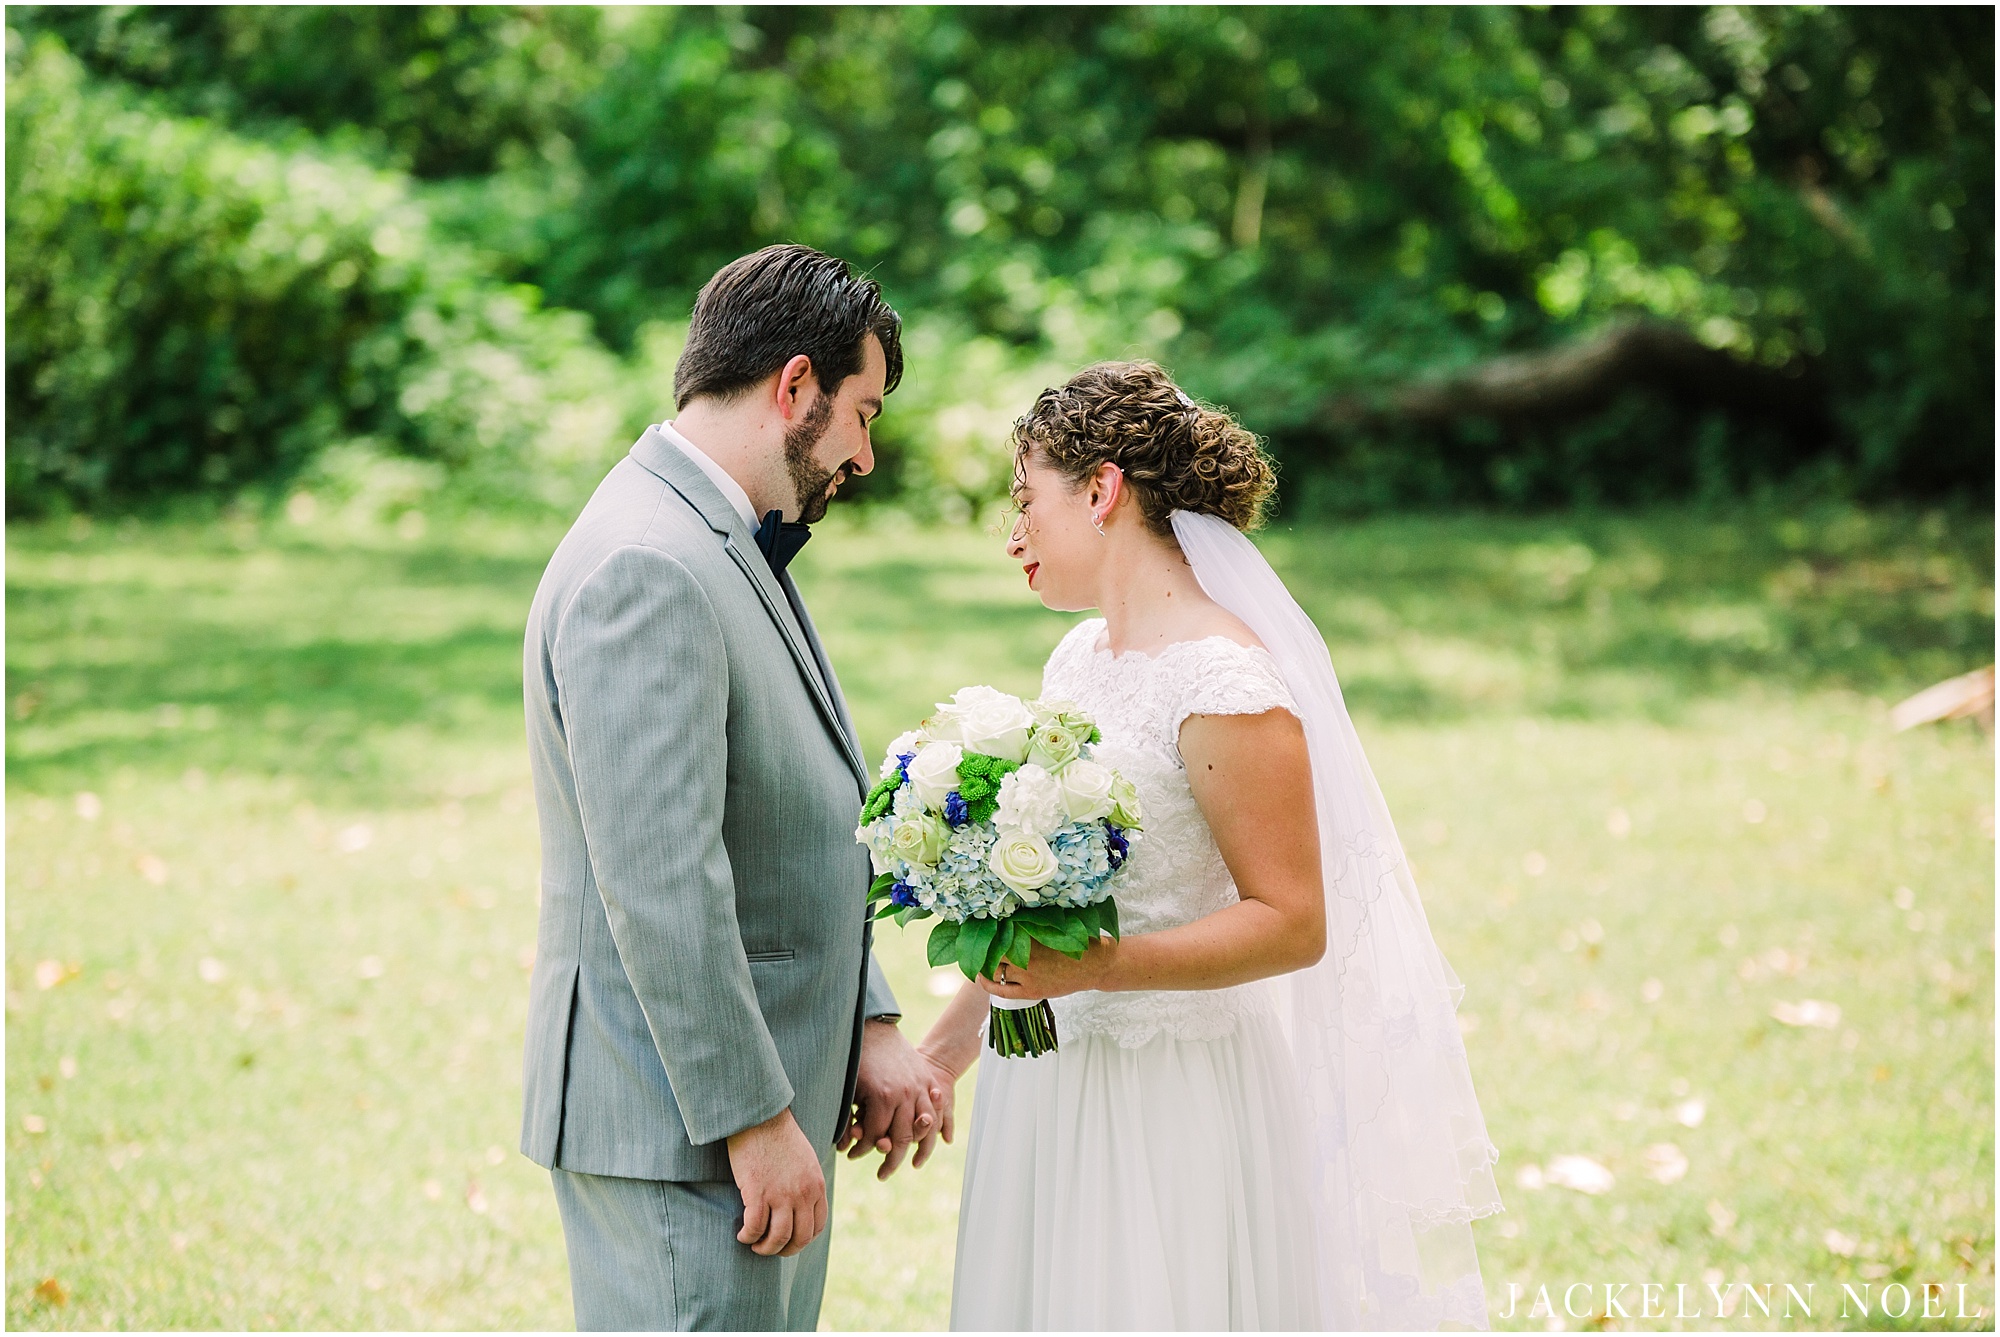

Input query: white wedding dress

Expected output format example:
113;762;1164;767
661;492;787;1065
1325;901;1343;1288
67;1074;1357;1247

950;620;1325;1330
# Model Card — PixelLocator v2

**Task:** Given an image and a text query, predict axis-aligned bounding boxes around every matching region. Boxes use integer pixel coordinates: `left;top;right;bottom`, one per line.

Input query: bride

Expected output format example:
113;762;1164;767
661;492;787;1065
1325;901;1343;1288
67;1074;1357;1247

914;361;1503;1331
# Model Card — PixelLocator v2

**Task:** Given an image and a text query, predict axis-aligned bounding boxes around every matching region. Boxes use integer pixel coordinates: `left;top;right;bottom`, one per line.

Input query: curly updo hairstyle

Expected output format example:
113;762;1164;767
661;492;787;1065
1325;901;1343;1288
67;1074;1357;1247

1011;361;1276;535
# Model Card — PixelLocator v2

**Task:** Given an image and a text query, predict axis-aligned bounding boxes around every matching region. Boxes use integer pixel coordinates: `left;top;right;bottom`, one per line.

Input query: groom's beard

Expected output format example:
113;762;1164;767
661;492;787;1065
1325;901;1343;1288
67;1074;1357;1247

784;393;841;524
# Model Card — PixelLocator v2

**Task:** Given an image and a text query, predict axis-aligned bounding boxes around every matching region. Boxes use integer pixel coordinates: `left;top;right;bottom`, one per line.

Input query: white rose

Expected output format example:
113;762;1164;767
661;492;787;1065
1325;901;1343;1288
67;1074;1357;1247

855;818;893;876
987;830;1059;895
941;685;1036;763
879;729;924;779
1025;720;1084;773
1054;758;1116;823
1108;774;1144;830
887;812;949;868
994;764;1063;837
905;740;964;809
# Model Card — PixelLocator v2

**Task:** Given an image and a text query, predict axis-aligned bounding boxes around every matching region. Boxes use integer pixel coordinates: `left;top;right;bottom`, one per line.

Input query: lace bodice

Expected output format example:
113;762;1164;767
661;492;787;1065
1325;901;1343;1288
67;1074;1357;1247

1040;618;1299;1046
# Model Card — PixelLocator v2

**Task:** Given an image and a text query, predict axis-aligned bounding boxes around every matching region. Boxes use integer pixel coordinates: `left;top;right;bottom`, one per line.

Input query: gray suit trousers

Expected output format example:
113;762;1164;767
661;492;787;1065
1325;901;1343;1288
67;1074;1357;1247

551;1149;838;1332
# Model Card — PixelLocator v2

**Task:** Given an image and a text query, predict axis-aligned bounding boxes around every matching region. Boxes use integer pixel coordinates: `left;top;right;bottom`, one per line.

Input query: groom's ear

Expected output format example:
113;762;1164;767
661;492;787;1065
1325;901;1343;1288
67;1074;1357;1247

774;354;819;421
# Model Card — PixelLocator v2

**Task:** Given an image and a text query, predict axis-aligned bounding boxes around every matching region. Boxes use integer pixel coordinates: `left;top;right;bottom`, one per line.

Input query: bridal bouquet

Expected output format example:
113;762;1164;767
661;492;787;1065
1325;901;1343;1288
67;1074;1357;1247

855;686;1142;1057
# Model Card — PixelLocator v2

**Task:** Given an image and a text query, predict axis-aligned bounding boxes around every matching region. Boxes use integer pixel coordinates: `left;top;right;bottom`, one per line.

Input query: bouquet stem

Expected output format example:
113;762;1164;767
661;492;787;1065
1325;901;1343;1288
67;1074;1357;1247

988;998;1059;1057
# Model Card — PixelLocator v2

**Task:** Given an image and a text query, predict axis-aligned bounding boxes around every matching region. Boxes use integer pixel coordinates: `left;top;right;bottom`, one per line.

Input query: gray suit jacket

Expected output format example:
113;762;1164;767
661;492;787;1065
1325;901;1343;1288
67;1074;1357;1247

520;427;897;1182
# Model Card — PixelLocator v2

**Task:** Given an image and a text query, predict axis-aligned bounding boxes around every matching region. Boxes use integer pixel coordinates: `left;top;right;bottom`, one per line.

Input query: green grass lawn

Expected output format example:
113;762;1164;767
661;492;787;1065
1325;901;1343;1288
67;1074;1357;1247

6;502;1993;1330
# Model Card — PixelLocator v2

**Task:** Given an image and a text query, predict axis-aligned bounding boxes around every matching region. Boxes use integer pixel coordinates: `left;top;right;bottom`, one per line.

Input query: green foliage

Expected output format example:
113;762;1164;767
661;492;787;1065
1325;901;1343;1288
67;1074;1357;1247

925;917;961;971
6;8;1991;514
4;34;655;517
13;5;603;179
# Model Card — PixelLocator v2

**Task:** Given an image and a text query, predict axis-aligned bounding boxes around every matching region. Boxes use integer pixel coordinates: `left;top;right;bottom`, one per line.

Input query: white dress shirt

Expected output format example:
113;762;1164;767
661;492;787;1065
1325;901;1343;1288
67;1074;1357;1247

658;421;759;530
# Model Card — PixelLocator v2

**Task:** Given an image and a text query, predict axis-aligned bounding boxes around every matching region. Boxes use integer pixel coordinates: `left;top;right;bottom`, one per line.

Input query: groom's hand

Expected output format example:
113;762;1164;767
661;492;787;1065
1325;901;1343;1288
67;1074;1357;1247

726;1108;827;1258
846;1019;952;1179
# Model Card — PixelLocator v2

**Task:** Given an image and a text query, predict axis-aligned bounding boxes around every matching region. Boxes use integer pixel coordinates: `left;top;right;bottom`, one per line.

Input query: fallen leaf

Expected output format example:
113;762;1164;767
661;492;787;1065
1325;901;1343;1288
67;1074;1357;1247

1643;1142;1689;1184
1545;1155;1614;1195
33;1277;66;1306
1772;999;1841;1028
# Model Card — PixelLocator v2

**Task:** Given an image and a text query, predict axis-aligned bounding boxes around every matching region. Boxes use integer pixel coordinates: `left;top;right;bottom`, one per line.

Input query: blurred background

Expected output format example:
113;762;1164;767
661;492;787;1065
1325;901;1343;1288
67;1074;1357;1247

5;6;1993;1331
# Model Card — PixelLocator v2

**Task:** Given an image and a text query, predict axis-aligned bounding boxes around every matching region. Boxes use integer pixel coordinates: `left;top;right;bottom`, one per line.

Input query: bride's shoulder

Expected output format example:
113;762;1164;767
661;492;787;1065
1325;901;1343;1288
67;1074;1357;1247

1176;606;1265;657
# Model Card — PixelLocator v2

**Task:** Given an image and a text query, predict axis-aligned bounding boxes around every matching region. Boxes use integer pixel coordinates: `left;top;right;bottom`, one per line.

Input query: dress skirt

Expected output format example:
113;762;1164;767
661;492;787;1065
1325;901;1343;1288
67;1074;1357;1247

949;1010;1323;1331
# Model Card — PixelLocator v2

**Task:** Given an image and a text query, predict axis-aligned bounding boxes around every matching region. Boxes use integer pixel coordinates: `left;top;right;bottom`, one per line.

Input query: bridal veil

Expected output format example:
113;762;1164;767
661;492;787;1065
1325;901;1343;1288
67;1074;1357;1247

1171;509;1504;1330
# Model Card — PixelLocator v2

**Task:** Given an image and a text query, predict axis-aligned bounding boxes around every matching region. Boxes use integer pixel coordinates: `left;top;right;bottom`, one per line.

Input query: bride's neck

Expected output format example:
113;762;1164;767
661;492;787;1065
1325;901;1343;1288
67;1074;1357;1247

1094;531;1212;655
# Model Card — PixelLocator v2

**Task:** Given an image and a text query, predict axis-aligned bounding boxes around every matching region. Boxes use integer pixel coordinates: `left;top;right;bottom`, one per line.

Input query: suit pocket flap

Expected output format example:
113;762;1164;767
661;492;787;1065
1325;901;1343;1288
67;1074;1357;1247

744;948;795;963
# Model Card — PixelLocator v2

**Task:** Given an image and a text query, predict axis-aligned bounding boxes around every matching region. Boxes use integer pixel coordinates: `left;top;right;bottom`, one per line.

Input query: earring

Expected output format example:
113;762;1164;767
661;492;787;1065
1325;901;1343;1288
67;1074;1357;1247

1092;511;1106;536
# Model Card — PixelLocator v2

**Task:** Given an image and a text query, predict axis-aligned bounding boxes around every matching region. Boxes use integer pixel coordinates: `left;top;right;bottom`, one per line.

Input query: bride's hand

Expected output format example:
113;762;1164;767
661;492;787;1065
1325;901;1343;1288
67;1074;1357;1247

978;935;1117;1000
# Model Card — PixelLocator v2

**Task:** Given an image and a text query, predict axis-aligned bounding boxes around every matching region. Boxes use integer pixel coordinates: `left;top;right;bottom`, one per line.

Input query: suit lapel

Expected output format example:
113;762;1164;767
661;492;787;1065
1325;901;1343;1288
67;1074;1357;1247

779;572;870;799
630;429;869;790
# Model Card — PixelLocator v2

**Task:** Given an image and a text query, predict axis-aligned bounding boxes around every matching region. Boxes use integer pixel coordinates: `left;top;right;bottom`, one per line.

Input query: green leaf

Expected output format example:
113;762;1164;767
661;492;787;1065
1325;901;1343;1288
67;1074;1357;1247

958;916;1000;979
1022;918;1088;958
926;918;962;969
1075;900;1102;938
982;922;1014;979
1099;897;1121;940
873;901;901;920
1004;923;1034;968
868;871;897;902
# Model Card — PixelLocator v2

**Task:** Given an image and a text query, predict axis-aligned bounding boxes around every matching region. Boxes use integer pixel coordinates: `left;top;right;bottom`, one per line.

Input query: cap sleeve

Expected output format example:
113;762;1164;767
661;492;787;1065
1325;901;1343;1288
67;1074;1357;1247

1169;639;1298;748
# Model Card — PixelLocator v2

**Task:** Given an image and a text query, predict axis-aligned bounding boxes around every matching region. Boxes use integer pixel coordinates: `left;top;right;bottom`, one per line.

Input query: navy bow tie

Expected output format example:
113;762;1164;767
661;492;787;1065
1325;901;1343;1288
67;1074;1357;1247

753;509;812;575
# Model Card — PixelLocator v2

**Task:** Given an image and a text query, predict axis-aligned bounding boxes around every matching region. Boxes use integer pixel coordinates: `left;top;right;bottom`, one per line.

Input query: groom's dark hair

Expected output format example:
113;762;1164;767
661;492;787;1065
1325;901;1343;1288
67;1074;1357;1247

673;245;904;410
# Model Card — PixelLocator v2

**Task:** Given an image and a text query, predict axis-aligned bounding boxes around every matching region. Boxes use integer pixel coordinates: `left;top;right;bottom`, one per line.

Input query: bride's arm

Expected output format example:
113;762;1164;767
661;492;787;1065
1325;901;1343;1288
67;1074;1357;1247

980;707;1325;998
913;978;988;1136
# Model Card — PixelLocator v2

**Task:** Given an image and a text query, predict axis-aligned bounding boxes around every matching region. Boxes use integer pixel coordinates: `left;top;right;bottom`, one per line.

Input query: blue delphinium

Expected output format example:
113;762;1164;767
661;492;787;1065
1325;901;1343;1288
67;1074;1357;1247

1105;823;1129;870
889;881;919;909
942;790;970;827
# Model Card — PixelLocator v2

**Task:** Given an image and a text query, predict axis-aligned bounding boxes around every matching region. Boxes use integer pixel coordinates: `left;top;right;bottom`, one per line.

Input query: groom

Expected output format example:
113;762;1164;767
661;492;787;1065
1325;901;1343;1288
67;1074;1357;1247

520;245;951;1330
